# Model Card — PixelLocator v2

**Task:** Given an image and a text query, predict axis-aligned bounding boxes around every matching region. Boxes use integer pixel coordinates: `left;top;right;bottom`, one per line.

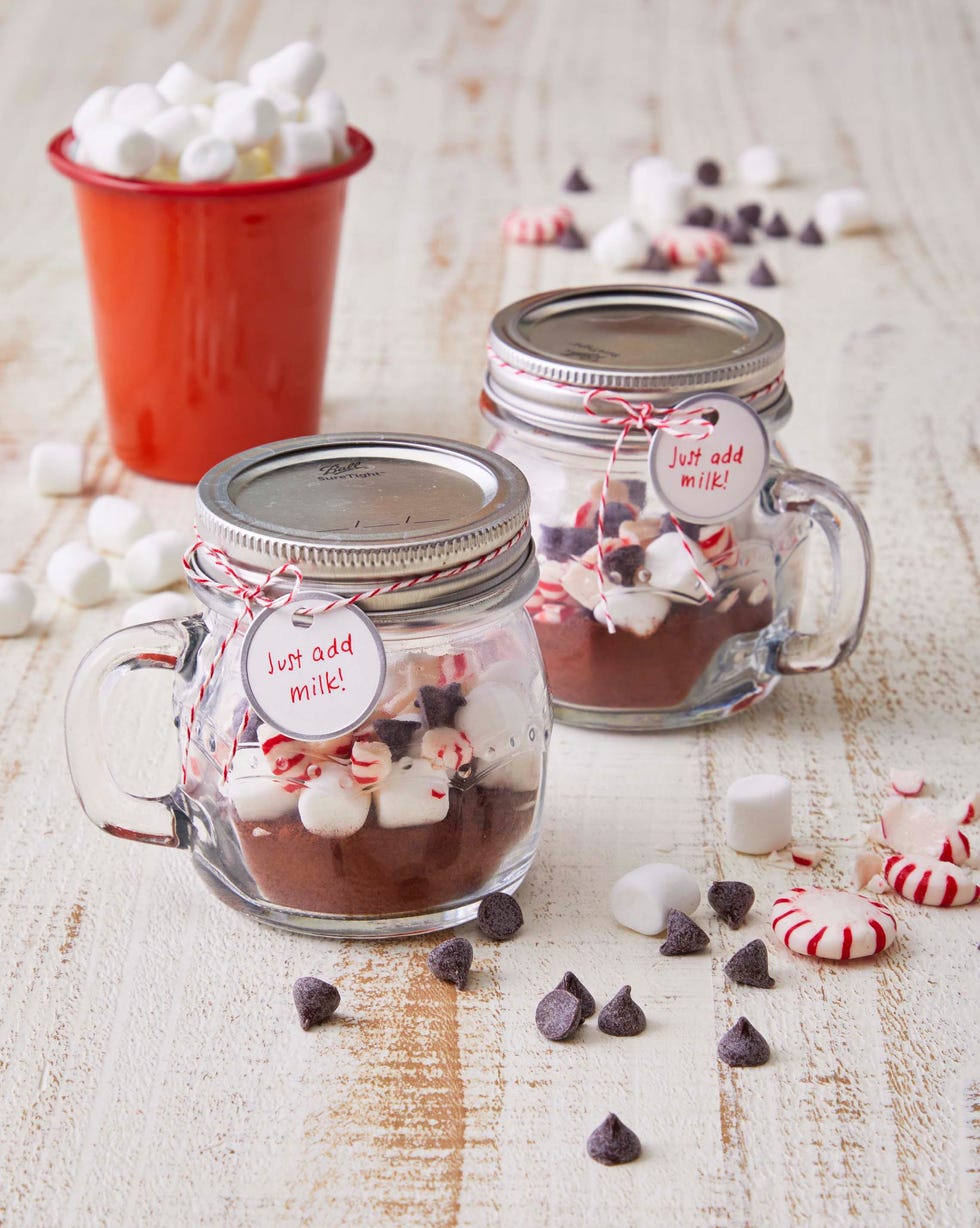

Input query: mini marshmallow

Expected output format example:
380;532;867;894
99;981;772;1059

375;758;450;828
212;88;279;150
594;588;670;637
76;122;160;178
644;533;717;602
590;216;649;269
144;105;205;162
120;590;200;628
87;494;152;554
814;187;873;238
72;85;119;136
191;103;213;131
248;40;326;100
124;529;186;592
630;159;691;230
725;773;792;855
46;541;111;607
0;574;35;637
298;763;371;837
304;88;349;155
227;748;299;824
561;559;601;610
610;862;701;935
737;144;787;187
272;122;334;176
110;82;167;126
178;134;236;183
268;88;304;121
157;60;213;107
29;442;85;495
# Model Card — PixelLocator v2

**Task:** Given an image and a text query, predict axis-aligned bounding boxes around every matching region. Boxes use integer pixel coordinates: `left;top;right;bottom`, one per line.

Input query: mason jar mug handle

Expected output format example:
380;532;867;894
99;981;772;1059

765;467;873;675
64;616;202;847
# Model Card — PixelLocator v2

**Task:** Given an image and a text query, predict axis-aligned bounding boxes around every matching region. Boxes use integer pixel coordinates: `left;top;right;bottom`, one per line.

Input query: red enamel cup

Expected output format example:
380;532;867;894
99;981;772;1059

48;128;374;483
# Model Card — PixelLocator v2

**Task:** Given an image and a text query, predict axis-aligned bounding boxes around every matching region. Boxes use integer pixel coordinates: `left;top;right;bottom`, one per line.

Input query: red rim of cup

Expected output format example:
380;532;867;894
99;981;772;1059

47;124;374;196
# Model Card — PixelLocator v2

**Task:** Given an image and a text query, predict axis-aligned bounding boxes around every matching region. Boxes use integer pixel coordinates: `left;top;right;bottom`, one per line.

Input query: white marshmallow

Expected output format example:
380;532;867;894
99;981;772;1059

29;441;85;495
271;122;334;176
87;495;152;555
454;681;540;791
212;80;241;98
191;104;213;131
72;85;119;136
375;758;450;828
267;88;303;121
593;588;670;637
124;529;186;592
227;748;299;824
248;41;326;100
610;862;701;935
46;542;111;607
561;560;601;610
178;134;236;183
630;158;691;230
212;88;279;150
590;216;649;269
298;763;370;836
725;773;793;854
644;533;717;602
737;144;787;187
814;187;873;238
76;122;159;178
120;590;200;628
110;82;167;126
0;574;35;637
157;61;213;107
304;88;349;156
144;105;204;163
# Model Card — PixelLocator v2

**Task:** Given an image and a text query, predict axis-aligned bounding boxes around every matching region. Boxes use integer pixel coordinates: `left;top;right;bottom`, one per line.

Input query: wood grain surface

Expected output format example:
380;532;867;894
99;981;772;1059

1;2;978;1226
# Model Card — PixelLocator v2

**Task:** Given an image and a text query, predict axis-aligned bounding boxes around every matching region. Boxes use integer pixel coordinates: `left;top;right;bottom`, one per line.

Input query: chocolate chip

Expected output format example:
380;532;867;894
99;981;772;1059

427;936;473;989
736;202;763;228
694;258;722;285
765;211;790;238
729;219;754;245
707;880;755;929
602;544;647;586
724;939;775;989
415;683;466;730
695;158;721;187
718;1016;772;1067
558;971;596;1020
293;977;340;1030
477;892;524;940
535;987;582;1040
563;166;592;192
685;204;716;228
539;524;596;562
558;223;587;250
625;479;647;507
373;718;418;761
659;908;710;955
597;985;646;1036
587;1113;642;1165
798;218;824;246
596;501;635;538
641;245;671;272
748;258;777;286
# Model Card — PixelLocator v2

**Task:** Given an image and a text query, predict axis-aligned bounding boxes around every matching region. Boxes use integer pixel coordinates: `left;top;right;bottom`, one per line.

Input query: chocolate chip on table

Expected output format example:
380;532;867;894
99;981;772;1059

736;201;763;228
695;158;722;186
694;258;722;285
415;682;467;729
685;204;716;228
798;218;824;245
477;891;524;940
597;985;647;1036
293;977;341;1030
562;165;592;192
641;244;671;272
660;909;710;955
729;218;754;245
587;1113;642;1165
427;936;473;989
765;211;791;238
748;258;777;286
535;987;582;1040
707;880;756;929
373;718;418;761
724;939;775;989
558;971;596;1020
718;1016;772;1067
558;223;587;250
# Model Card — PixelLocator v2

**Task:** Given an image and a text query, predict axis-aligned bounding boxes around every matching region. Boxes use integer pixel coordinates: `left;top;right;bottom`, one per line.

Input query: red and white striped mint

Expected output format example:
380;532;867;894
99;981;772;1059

350;739;392;788
768;844;825;869
698;524;738;568
258;724;354;778
502;204;573;244
878;797;976;866
953;792;978;825
882;854;979;907
437;650;477;690
654;225;730;266
421;726;474;774
888;767;925;797
533;601;576;626
771;886;898;960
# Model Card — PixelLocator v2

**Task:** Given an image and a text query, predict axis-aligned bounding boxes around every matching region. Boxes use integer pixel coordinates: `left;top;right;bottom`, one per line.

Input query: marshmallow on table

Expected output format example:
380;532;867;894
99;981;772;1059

212;88;279;150
124;529;186;592
110;82;167;126
737;144;787;187
725;773;792;854
72;85;119;136
644;533;717;602
610;862;701;935
272;122;334;176
375;758;450;828
814;187;873;237
590;216;649;269
248;40;326;100
0;574;35;637
227;748;300;824
178;134;236;183
87;494;152;555
298;763;371;837
29;442;85;495
144;105;205;162
304;88;349;155
157;60;213;107
46;542;111;607
76;122;159;178
120;590;200;629
629;156;691;229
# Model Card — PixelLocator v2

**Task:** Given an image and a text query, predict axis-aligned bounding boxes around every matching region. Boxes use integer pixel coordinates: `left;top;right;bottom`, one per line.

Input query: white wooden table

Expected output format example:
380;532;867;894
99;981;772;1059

2;3;978;1225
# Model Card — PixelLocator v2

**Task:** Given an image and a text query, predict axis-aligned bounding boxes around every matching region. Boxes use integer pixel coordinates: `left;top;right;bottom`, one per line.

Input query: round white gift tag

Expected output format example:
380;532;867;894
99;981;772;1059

648;392;769;524
241;592;386;740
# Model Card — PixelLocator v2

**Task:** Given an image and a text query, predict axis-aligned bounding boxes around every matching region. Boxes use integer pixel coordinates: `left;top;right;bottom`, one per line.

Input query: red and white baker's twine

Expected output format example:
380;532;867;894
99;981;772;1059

179;526;528;786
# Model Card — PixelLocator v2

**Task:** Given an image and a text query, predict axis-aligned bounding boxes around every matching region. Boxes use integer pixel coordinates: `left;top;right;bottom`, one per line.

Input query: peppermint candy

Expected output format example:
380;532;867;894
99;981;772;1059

349;739;392;788
421;727;474;774
882;855;979;907
654;225;730;266
771;886;898;960
889;767;925;798
502;205;573;244
877;797;977;866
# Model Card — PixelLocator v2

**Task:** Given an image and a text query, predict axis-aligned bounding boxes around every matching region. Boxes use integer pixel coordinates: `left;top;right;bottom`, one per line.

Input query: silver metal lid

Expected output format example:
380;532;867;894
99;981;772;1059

485;285;791;441
194;434;533;612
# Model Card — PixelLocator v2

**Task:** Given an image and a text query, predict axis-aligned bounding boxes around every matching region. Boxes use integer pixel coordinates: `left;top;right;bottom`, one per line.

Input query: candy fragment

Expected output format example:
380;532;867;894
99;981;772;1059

590;216;649;269
853;852;884;890
889;768;925;798
46;542;111;607
293;976;340;1030
877;797;975;866
882;855;979;907
427;937;473;989
707;880;755;929
502;205;573;245
725;774;792;855
421;727;474;775
610;861;700;935
659;909;710;956
558;971;595;1020
737;144;786;187
771;885;898;959
597;985;646;1036
586;1113;641;1166
724;939;774;988
476;892;524;940
349;740;392;788
767;844;825;869
718;1017;771;1067
535;987;581;1041
29;442;85;496
0;574;35;638
655;225;730;266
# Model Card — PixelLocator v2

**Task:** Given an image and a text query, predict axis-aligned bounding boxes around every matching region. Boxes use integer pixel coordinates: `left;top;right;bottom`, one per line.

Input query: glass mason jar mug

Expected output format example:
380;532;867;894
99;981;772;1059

65;435;551;937
482;286;873;730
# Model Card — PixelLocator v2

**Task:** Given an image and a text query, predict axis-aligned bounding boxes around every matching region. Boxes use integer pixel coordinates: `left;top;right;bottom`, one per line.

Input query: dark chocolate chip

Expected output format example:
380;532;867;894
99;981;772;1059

427;936;473;989
601;501;636;538
724;939;775;989
694;258;722;285
373;719;418;761
707;880;755;929
729;219;754;245
685;204;716;228
562;166;592;192
535;987;582;1040
718;1016;772;1067
748;258;777;286
558;223;587;250
597;985;646;1036
641;245;671;272
477;892;524;940
716;213;733;236
293;977;340;1030
558;971;596;1020
736;202;763;228
538;524;595;562
659;908;710;956
602;544;648;587
587;1113;642;1165
765;211;790;238
415;683;467;730
798;218;824;246
695;158;722;187
625;479;647;507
